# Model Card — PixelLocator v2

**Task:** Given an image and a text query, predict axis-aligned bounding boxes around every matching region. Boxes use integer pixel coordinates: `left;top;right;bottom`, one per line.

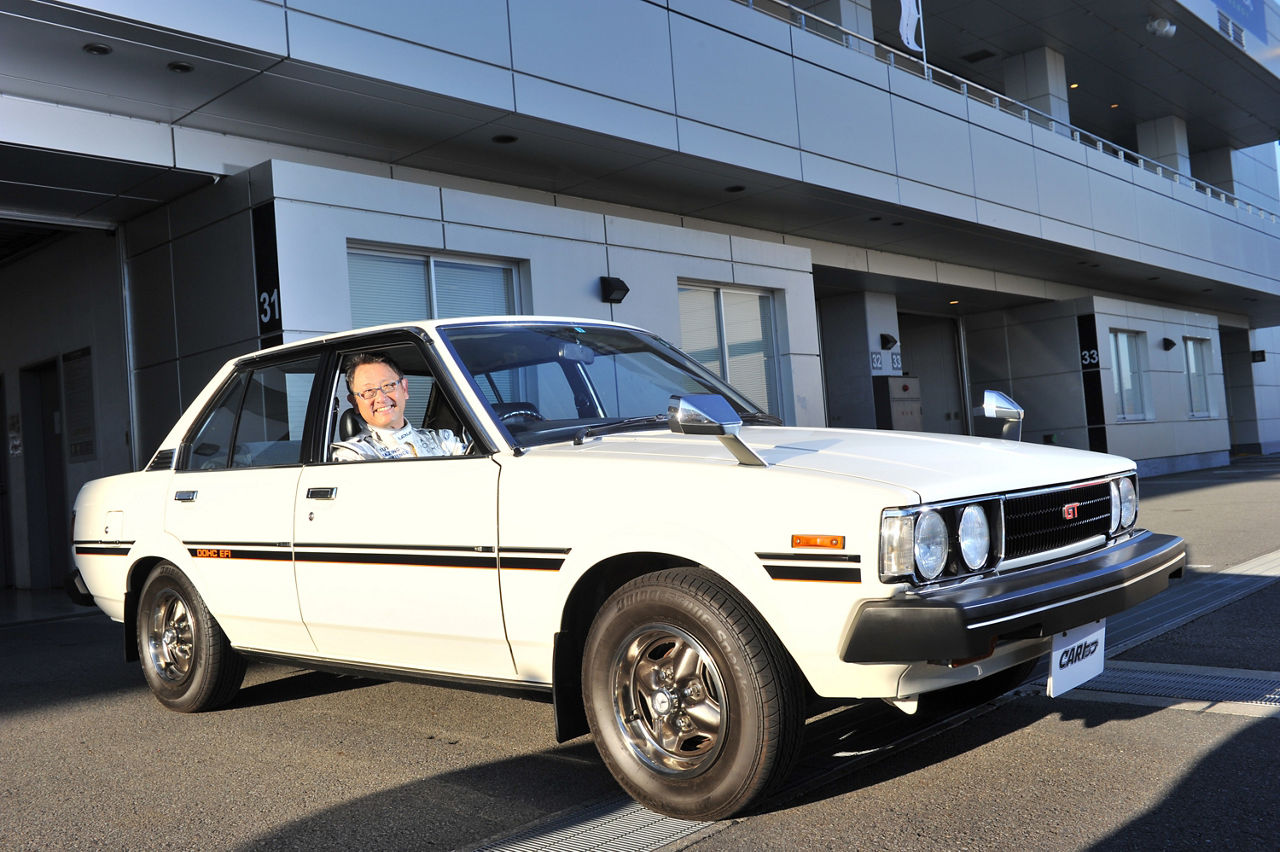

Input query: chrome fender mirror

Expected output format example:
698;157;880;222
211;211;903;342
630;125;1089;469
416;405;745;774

973;390;1024;441
668;394;767;467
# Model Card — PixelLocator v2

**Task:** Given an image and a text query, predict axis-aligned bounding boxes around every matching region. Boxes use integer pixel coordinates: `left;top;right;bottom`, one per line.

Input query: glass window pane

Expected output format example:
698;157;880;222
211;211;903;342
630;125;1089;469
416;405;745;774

1186;338;1210;416
721;289;778;413
434;260;515;318
1111;331;1146;420
678;286;723;378
232;356;320;468
184;372;249;470
348;253;429;327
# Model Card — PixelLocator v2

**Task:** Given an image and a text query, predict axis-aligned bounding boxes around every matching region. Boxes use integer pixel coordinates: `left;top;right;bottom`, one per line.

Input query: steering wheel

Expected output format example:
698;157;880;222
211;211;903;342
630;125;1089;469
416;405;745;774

499;408;545;423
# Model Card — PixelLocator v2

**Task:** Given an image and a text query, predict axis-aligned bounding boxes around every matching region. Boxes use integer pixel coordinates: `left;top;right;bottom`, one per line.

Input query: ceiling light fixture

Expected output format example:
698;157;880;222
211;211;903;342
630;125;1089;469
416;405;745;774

167;61;194;73
724;185;746;193
491;134;518;144
82;43;112;56
1146;17;1177;38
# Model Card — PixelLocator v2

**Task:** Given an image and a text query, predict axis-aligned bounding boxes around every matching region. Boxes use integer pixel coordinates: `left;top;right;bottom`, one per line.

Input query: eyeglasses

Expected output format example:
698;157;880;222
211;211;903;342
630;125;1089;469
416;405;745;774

353;380;402;401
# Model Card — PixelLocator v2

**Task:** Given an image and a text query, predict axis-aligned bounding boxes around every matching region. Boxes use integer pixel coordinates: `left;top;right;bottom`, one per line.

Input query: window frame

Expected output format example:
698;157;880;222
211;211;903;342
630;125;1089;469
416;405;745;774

177;347;327;472
346;246;521;325
1184;336;1213;418
677;281;781;416
1109;329;1149;422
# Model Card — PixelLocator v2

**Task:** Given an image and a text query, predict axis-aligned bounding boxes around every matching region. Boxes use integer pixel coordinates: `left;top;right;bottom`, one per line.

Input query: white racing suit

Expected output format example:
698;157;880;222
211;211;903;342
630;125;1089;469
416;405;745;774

331;422;466;461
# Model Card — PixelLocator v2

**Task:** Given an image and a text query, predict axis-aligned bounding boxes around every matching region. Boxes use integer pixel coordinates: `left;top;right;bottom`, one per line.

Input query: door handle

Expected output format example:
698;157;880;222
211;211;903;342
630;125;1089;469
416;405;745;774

306;487;338;500
173;490;197;502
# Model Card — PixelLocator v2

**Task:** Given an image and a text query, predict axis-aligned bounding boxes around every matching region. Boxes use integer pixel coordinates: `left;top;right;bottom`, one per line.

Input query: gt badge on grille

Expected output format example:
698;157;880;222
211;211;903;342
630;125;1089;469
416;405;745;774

1063;503;1080;520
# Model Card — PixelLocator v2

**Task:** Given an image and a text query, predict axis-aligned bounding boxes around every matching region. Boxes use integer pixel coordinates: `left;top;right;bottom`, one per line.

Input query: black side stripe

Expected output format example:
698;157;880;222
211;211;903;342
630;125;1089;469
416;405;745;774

756;552;860;563
296;551;498;569
75;546;131;556
763;564;862;583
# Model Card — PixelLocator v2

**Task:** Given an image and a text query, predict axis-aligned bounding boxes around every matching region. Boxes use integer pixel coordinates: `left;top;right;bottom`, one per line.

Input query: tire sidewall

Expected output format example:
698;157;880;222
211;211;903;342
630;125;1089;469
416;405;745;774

583;574;773;820
137;563;219;712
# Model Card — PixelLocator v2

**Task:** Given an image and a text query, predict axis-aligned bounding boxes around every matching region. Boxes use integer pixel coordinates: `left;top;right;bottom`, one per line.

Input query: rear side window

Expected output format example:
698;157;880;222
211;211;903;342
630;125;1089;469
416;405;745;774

183;355;320;470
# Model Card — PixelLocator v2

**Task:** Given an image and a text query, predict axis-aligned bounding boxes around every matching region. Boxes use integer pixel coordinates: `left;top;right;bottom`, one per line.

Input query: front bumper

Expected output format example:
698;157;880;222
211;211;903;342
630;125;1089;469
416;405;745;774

841;529;1186;663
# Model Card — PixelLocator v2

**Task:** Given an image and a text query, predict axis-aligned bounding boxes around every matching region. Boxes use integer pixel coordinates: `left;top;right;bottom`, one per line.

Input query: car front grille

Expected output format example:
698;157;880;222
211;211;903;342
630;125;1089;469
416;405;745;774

1003;482;1112;561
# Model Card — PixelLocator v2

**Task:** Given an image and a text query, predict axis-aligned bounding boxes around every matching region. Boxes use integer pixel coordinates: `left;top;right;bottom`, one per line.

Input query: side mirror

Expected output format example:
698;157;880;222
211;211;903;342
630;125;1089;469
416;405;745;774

668;394;766;466
973;390;1024;441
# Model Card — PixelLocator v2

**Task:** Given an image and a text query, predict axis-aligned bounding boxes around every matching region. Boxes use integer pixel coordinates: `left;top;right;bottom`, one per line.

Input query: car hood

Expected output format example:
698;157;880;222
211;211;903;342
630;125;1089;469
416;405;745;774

560;426;1132;503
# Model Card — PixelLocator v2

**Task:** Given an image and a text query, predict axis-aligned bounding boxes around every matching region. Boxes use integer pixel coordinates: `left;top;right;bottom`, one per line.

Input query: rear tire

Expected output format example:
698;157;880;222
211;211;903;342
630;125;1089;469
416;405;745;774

582;568;803;821
137;562;246;712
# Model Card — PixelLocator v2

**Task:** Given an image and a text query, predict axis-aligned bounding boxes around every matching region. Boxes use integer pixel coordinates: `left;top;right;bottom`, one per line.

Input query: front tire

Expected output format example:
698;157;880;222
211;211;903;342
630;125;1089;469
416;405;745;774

137;562;246;712
582;568;803;821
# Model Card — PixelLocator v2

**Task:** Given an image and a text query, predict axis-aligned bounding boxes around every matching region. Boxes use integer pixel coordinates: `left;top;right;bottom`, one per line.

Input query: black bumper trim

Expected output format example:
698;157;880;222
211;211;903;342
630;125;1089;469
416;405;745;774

840;530;1186;663
64;570;96;607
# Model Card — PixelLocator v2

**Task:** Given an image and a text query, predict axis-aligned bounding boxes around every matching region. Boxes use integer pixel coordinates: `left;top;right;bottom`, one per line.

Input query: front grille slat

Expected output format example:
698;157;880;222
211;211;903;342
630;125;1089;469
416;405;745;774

1003;483;1111;561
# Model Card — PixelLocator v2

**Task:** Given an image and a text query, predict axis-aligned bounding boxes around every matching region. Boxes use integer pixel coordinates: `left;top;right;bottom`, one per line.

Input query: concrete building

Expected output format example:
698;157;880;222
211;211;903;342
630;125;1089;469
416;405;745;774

2;0;1279;589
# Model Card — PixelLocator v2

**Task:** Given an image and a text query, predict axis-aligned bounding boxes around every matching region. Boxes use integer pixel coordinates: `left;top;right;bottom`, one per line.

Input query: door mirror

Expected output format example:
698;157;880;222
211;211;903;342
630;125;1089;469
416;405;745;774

973;390;1024;441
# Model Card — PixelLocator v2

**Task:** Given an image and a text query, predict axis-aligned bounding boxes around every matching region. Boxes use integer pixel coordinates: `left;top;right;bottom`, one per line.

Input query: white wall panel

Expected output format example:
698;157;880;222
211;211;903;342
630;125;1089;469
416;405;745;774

70;0;288;53
292;0;512;67
891;100;974;196
676;119;803;179
670;16;799;147
510;0;673;111
970;125;1037;212
793;60;895;173
1033;149;1092;227
285;10;514;112
513;76;679;151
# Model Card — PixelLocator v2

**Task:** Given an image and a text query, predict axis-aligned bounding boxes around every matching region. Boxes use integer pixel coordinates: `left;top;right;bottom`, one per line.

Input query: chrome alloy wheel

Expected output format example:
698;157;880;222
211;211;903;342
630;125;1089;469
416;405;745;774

611;624;726;775
145;587;196;683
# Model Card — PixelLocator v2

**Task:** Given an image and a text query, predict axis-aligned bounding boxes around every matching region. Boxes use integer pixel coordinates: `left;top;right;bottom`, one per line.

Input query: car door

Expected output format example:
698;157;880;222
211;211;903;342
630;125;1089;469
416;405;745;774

292;338;510;679
164;352;322;655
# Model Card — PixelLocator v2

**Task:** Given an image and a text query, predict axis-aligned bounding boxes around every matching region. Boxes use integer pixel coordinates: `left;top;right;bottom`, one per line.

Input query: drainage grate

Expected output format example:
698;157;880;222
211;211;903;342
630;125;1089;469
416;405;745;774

1082;663;1280;707
474;797;709;852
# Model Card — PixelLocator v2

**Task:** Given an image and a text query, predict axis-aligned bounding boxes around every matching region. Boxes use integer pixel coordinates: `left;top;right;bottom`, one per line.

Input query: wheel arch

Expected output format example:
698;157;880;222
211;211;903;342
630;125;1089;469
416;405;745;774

122;555;170;662
549;551;811;743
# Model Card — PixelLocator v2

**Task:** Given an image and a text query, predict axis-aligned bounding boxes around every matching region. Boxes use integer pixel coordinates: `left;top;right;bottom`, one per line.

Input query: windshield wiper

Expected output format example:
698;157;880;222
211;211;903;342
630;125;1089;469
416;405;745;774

741;412;784;426
573;414;669;445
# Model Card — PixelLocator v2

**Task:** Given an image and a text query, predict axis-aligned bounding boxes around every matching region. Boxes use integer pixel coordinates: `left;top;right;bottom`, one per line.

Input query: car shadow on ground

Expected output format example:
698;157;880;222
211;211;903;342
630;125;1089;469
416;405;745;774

232;666;382;709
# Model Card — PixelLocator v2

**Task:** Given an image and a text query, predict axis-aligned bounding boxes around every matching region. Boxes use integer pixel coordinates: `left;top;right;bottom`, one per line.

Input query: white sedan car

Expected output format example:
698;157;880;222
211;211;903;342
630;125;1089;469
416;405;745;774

70;316;1185;820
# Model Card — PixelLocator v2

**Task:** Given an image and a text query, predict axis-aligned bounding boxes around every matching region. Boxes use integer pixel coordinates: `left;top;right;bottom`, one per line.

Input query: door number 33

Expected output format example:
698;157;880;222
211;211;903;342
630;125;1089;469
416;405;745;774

1081;349;1100;367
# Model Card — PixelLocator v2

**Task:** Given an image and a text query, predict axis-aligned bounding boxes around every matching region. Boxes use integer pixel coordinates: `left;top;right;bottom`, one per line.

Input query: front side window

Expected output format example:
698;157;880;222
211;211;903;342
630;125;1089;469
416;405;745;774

183;356;320;470
678;284;780;416
441;322;774;447
348;250;517;327
1110;330;1147;421
1185;337;1211;417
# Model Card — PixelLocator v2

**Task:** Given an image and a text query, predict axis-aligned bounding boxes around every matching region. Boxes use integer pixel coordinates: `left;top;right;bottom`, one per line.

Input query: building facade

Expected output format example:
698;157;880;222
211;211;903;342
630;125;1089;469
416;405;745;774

2;0;1279;589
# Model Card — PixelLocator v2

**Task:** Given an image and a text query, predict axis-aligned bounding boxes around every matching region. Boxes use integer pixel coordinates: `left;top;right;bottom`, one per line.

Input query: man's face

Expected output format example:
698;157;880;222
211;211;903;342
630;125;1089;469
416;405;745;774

349;362;408;431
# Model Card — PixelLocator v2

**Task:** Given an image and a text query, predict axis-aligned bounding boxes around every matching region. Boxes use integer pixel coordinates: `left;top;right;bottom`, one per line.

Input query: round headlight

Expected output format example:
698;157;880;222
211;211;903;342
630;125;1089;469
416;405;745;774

1119;477;1137;528
914;510;949;580
958;504;990;570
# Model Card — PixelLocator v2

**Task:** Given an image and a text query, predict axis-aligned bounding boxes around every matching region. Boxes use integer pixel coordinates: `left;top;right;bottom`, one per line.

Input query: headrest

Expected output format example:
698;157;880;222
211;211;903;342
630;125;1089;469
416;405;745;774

339;408;363;440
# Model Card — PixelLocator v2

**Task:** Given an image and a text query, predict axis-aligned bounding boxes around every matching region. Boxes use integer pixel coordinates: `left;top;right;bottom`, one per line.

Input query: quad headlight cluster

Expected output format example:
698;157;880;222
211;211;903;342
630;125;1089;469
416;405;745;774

880;474;1140;586
879;498;1002;584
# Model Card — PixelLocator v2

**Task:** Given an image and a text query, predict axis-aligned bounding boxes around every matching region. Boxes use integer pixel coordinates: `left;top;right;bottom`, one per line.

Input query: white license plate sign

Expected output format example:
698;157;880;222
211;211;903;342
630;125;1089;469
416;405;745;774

1048;619;1106;697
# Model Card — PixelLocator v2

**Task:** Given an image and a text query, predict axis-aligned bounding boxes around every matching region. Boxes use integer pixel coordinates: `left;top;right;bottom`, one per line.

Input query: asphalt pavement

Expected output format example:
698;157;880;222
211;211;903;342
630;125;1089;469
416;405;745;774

2;454;1279;850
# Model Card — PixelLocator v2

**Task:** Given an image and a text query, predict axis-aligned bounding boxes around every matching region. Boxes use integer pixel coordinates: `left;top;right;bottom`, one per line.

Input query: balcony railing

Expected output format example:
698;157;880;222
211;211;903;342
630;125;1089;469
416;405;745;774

733;0;1279;225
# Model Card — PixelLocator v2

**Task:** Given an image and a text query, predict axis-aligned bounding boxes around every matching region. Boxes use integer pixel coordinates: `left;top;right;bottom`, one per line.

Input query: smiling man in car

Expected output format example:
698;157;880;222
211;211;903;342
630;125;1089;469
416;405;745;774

331;352;466;461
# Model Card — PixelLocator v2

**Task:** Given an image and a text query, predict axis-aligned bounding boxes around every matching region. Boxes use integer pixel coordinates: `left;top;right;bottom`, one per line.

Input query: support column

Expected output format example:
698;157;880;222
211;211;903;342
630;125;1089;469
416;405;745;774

1137;115;1190;175
1191;142;1280;208
1002;47;1070;123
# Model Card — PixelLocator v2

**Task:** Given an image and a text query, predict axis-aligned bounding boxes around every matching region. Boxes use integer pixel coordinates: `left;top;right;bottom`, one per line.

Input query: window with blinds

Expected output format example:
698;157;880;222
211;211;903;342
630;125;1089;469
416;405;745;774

677;283;779;415
347;250;517;328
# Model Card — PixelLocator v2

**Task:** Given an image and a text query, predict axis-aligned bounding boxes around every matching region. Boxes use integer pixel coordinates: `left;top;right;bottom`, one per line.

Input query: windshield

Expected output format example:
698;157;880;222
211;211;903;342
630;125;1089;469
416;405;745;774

440;322;771;447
